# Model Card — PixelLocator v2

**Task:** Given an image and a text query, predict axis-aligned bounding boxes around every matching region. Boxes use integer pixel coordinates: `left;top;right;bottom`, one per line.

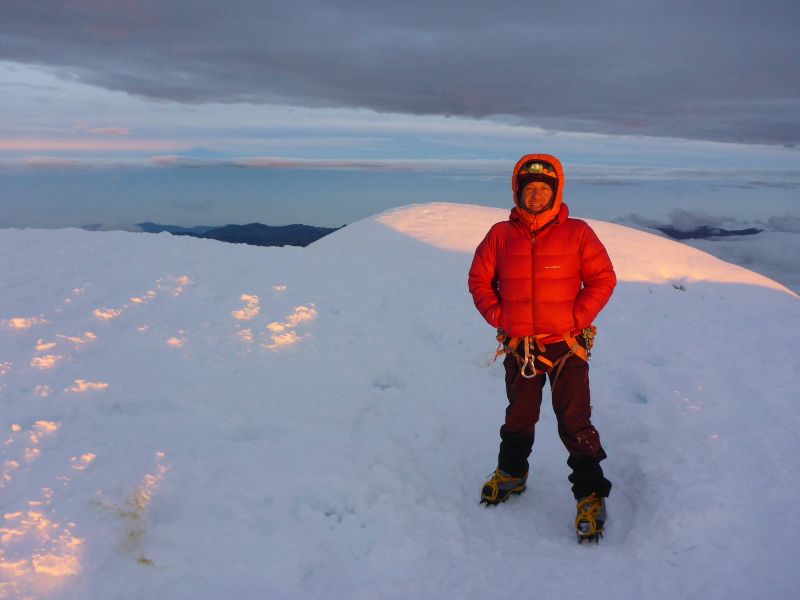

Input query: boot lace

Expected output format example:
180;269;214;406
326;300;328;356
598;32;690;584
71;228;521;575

575;492;603;535
482;470;520;502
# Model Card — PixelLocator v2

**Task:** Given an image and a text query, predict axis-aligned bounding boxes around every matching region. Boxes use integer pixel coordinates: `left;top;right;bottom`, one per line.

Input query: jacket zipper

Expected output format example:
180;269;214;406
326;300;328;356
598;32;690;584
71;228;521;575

530;216;559;334
531;231;536;332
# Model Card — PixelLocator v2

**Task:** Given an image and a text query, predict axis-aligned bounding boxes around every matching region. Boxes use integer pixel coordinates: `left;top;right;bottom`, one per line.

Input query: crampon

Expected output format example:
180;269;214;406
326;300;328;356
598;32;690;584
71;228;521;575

575;493;606;544
479;469;527;506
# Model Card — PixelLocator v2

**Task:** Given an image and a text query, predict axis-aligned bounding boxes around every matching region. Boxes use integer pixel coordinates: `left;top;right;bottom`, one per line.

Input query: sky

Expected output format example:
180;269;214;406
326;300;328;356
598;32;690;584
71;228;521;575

1;0;798;228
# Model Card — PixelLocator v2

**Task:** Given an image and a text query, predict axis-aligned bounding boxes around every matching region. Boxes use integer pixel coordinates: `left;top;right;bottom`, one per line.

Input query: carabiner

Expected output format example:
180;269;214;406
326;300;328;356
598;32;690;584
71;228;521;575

520;356;538;379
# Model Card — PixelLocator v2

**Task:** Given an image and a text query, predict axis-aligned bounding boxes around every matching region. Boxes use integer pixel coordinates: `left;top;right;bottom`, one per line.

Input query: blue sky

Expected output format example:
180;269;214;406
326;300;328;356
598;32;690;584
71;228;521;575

1;2;798;228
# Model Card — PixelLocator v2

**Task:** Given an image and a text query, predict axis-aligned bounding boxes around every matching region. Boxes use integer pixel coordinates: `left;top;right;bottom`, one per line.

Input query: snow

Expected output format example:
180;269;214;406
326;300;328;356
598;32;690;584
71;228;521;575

680;231;800;296
1;202;798;599
614;213;800;296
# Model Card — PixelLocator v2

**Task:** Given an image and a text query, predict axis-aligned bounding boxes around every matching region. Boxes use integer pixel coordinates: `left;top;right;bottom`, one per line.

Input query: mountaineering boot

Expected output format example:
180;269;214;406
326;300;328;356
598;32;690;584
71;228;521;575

480;469;527;505
575;492;606;543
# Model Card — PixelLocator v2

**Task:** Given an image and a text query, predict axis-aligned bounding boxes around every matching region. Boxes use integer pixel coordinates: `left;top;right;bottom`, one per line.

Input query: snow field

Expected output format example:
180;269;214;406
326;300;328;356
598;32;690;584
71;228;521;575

1;203;799;599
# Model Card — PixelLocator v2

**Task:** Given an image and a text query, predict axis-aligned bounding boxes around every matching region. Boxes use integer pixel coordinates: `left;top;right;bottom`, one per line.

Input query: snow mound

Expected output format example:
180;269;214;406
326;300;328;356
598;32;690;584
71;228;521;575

337;202;793;295
1;203;798;599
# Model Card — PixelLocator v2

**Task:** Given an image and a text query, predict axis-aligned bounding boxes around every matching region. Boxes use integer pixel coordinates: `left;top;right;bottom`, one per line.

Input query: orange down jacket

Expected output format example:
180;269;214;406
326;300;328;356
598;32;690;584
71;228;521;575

468;154;616;338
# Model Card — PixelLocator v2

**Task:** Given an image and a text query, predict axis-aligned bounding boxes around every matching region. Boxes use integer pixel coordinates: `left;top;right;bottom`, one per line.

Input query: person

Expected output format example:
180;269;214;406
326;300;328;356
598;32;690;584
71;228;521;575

468;153;616;541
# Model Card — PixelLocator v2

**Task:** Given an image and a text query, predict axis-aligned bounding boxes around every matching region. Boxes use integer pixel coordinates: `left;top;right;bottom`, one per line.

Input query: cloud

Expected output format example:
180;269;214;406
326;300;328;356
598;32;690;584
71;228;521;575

616;209;800;234
147;155;507;172
0;156;151;170
2;154;800;196
571;178;642;187
73;122;130;136
732;180;800;190
16;156;88;170
0;154;502;173
666;209;735;232
616;214;665;229
765;215;800;234
1;1;798;146
0;139;185;152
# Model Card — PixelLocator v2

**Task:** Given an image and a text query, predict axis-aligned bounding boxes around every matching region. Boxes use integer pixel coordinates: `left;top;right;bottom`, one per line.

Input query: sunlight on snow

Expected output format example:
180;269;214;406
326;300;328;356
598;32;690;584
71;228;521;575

261;304;317;350
30;355;65;370
90;278;187;323
57;332;97;347
0;485;84;598
166;330;187;347
2;316;49;330
266;304;317;333
263;331;306;351
377;203;797;296
228;295;316;350
93;308;123;321
157;275;192;297
130;291;157;304
1;460;20;489
0;415;96;595
24;422;61;463
134;452;168;513
286;305;317;327
32;422;60;435
29;333;97;357
231;294;261;320
2;422;61;490
70;454;96;472
377;203;500;253
592;221;798;297
34;385;52;398
64;380;109;393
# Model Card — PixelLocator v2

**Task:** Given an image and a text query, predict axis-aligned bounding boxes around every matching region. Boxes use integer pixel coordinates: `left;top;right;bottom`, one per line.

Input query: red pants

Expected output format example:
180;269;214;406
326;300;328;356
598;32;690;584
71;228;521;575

498;341;611;499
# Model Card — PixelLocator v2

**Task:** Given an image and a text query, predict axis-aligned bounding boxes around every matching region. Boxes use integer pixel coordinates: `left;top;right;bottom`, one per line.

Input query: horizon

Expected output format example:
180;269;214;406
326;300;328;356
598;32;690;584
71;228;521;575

1;2;799;229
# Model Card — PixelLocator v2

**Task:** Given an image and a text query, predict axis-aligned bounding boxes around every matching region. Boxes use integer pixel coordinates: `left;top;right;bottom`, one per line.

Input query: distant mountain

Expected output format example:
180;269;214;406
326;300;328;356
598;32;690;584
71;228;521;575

655;225;762;240
81;221;343;247
82;223;152;233
176;223;343;247
136;222;218;235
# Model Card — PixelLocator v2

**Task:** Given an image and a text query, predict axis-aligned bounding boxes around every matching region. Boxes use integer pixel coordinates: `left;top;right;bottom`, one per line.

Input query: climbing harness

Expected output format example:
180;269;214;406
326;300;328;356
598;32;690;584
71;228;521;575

494;326;597;389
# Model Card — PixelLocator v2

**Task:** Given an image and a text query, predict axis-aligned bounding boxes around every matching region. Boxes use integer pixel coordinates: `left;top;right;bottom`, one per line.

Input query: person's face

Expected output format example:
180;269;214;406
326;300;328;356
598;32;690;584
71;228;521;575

521;181;554;214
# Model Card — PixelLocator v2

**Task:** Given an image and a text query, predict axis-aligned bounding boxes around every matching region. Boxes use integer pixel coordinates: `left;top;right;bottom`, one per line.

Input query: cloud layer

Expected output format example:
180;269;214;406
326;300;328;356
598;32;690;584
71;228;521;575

4;155;798;195
1;1;798;146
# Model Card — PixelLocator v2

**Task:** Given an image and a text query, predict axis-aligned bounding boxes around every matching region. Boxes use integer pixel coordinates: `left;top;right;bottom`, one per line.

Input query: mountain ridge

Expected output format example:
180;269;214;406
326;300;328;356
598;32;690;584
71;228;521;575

82;221;345;247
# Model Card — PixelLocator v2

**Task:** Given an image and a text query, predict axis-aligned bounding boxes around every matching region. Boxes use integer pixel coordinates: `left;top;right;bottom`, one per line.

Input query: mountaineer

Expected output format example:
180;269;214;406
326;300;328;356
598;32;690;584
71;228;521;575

468;153;616;542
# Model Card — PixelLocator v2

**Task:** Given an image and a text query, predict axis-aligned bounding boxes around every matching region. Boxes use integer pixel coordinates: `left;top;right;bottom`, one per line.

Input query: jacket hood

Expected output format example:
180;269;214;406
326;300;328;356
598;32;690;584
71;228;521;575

511;202;569;233
511;153;565;231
